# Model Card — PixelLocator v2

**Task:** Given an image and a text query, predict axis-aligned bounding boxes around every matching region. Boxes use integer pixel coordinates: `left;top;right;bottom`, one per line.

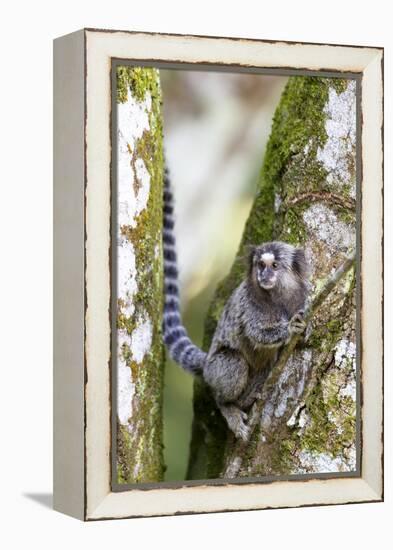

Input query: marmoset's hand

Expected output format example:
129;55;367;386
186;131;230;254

289;311;307;334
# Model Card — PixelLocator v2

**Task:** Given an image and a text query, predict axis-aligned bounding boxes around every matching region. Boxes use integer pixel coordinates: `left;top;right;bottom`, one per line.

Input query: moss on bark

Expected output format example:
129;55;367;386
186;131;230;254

115;67;165;484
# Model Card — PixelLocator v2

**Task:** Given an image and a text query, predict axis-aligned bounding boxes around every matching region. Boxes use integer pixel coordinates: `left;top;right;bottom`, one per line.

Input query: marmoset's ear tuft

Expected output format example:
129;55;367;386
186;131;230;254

292;248;309;280
243;244;258;273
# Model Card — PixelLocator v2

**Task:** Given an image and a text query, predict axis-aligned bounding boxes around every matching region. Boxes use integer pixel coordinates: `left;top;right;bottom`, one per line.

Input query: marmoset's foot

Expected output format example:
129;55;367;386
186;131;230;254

220;405;251;441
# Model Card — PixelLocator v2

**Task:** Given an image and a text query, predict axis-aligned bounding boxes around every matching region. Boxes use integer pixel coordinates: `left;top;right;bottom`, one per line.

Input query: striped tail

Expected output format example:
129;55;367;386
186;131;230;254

162;167;207;375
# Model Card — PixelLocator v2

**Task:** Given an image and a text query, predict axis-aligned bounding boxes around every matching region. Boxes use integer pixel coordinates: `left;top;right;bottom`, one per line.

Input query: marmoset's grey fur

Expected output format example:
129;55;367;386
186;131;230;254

162;167;310;441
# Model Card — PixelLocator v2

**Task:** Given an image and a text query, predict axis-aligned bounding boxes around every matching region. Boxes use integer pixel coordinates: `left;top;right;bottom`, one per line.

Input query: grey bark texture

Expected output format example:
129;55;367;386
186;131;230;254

187;76;357;480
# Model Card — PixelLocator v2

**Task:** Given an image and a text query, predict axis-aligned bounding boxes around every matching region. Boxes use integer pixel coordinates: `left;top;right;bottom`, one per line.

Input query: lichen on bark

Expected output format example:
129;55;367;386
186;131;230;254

188;76;357;480
115;66;165;484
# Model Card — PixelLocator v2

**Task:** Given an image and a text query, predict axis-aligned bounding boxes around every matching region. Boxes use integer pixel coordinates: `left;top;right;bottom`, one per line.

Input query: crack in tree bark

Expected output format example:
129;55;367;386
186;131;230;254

286;192;355;211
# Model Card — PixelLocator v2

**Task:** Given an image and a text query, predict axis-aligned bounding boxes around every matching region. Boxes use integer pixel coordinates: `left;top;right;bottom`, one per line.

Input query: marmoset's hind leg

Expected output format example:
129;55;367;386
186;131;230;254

204;349;248;402
203;350;250;441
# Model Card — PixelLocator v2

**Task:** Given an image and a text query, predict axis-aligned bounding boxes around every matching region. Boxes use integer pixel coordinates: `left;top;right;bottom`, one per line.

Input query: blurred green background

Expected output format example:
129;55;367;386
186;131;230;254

160;69;287;480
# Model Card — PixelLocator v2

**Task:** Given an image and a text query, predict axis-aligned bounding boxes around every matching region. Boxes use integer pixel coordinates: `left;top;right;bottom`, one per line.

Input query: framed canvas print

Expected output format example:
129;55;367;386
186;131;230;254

53;28;383;520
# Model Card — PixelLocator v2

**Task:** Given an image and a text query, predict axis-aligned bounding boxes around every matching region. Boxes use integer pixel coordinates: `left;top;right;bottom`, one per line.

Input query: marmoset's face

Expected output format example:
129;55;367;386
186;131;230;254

255;252;280;290
249;241;308;294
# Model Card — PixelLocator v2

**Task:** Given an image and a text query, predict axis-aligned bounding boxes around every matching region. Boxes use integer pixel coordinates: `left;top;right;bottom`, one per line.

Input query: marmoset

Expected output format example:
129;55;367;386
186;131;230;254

162;168;310;441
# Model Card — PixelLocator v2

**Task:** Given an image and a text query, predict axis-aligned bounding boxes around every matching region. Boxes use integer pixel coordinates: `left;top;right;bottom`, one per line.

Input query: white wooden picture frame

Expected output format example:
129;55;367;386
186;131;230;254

53;28;383;520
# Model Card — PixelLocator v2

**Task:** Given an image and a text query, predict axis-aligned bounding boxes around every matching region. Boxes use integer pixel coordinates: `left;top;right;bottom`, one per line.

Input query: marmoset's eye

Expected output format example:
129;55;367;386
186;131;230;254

260;261;265;269
272;262;278;269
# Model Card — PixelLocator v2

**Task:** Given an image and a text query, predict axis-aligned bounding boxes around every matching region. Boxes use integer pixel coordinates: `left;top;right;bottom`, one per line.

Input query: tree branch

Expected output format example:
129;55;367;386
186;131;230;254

223;251;356;479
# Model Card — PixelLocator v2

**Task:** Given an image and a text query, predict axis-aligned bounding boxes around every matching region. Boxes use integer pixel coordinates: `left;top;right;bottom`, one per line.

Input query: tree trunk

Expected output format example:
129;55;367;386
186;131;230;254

187;76;357;479
115;67;165;484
